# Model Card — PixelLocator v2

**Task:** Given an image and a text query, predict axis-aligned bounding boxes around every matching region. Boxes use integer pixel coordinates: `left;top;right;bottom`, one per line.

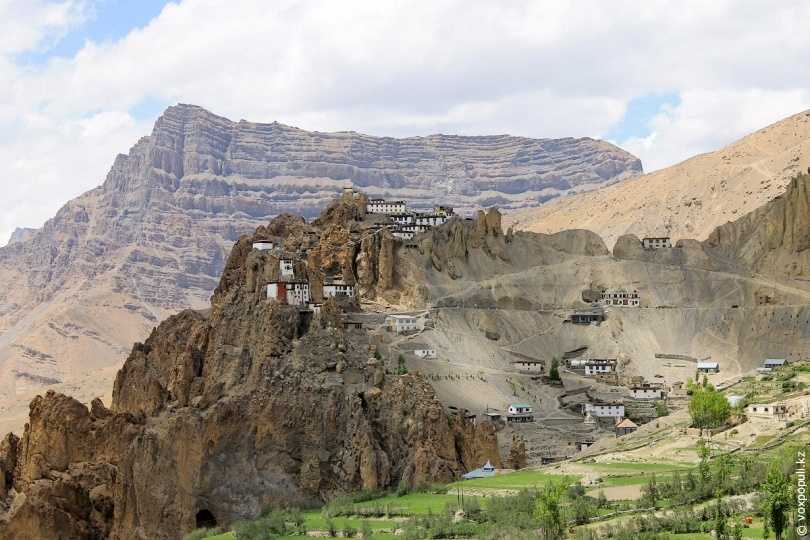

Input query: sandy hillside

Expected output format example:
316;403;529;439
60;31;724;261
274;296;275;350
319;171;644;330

506;109;810;248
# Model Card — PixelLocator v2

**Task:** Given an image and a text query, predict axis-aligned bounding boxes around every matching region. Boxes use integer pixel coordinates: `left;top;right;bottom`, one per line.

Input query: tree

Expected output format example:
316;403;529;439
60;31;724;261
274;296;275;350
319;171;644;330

655;400;669;417
641;474;660;509
535;480;567;540
549;358;561;382
397;354;408;375
688;386;730;429
713;495;727;540
761;462;792;540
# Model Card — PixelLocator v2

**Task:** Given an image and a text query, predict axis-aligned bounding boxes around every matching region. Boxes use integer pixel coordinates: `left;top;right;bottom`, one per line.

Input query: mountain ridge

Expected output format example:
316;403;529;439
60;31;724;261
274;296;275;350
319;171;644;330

0;104;640;434
506;109;810;247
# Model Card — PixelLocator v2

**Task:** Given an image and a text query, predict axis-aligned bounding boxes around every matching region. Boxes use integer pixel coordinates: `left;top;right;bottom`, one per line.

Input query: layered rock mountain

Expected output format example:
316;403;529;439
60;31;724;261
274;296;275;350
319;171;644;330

0;104;641;434
507;109;810;247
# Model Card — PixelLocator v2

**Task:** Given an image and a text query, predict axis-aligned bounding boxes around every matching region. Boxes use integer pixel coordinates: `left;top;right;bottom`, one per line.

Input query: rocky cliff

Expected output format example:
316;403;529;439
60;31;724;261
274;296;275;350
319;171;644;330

0;197;500;540
705;169;810;277
0;104;640;434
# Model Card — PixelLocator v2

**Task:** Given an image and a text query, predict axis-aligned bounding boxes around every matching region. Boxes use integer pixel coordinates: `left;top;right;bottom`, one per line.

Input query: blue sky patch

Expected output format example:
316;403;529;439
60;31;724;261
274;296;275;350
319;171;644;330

19;0;171;65
606;91;681;142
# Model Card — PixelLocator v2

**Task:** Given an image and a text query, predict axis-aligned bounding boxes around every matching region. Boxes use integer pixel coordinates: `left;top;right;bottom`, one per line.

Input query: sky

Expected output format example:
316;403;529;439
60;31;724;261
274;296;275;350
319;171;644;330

1;1;810;245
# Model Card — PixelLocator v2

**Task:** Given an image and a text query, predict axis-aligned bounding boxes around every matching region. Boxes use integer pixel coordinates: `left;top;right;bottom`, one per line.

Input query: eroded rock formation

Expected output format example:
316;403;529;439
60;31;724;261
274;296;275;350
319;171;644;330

0;198;500;539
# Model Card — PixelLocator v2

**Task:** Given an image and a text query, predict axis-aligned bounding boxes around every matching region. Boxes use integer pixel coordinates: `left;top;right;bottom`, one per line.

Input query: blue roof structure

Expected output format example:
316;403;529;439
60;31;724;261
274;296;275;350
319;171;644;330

462;460;496;480
764;358;787;367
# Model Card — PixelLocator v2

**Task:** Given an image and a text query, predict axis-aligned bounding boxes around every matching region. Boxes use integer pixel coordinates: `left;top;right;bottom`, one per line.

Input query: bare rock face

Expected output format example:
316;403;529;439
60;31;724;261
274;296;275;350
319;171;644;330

0;201;499;540
706;170;810;277
0;104;639;427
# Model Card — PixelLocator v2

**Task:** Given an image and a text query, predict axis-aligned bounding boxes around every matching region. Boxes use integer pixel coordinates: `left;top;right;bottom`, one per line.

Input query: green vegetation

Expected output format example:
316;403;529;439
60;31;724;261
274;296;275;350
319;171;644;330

197;444;810;539
449;468;576;490
761;462;792;540
549;357;561;382
396;353;408;375
688;381;730;429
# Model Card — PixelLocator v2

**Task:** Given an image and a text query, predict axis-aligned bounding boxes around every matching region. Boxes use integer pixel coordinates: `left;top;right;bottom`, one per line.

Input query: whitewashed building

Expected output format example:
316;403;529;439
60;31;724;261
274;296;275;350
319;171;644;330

642;237;672;249
279;258;295;279
323;277;355;298
584;359;617;376
386;314;418;333
267;281;310;306
697;361;719;374
601;288;640;307
584;401;625;419
252;240;276;251
512;360;545;374
415;213;448;227
367;199;406;215
629;384;664;400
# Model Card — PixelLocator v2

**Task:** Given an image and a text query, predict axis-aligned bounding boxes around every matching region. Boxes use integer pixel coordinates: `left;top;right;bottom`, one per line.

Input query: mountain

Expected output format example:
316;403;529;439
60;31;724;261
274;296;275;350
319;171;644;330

507;110;810;247
3;183;810;539
6;228;37;245
0;104;641;434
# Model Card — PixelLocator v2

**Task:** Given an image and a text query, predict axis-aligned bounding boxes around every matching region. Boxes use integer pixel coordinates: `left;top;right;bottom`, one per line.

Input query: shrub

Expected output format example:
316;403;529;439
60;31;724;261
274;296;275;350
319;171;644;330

183;528;221;540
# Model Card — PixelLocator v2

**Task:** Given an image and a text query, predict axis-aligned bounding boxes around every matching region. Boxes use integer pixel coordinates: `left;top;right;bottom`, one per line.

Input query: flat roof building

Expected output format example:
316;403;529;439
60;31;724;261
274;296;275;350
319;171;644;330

386;314;418;333
642;237;672;249
696;361;719;373
267;281;310;306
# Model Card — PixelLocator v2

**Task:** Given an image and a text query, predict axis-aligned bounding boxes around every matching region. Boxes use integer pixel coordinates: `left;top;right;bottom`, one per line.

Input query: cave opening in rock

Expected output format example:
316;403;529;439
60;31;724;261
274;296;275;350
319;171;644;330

195;509;217;529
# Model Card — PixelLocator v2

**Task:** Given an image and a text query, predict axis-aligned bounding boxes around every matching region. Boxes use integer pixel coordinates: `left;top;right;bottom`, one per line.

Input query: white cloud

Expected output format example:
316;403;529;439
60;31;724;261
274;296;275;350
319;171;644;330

2;0;810;243
621;89;810;171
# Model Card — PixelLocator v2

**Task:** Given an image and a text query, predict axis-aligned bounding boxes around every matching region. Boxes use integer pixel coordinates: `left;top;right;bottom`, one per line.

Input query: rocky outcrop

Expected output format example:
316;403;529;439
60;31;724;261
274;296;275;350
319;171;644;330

0;200;500;540
0;104;639;425
705;170;810;277
6;228;37;245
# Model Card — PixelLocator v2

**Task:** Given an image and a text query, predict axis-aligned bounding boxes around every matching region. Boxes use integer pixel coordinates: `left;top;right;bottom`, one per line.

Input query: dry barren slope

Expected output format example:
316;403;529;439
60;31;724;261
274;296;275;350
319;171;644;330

506;109;810;247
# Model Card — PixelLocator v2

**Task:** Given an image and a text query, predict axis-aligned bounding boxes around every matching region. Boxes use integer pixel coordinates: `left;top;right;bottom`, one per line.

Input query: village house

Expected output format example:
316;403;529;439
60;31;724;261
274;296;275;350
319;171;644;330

399;342;437;358
629;383;664;400
506;403;535;423
434;206;454;216
390;213;415;225
252;239;276;251
642;236;672;249
758;358;787;373
747;402;788;420
696;361;719;374
366;199;406;215
568;306;605;325
615;417;638;436
511;360;545;374
576;438;596;452
386;314;418;333
323;276;355;298
266;281;311;306
584;401;625;419
415;213;448;227
279;258;295;279
584;358;617;376
600;288;640;307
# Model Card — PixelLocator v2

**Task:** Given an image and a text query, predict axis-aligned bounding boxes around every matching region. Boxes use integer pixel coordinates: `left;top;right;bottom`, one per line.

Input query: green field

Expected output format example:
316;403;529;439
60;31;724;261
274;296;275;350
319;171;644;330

448;468;576;490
